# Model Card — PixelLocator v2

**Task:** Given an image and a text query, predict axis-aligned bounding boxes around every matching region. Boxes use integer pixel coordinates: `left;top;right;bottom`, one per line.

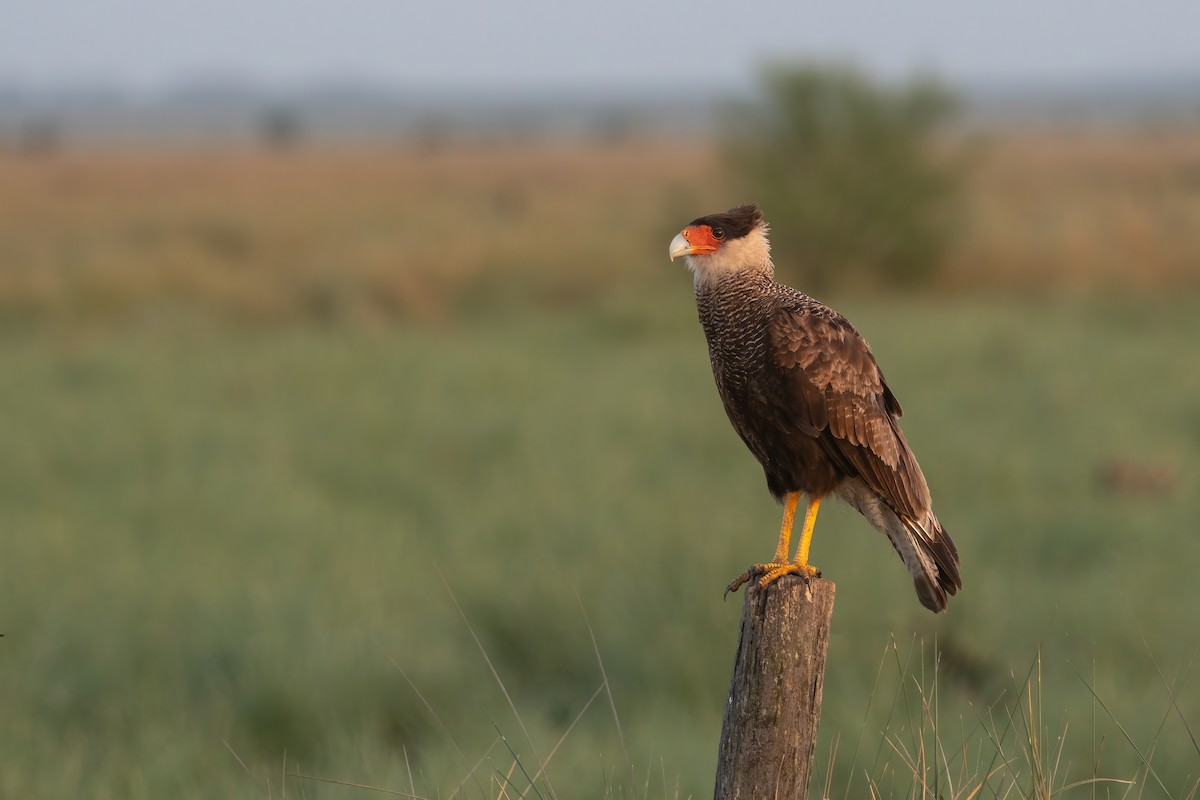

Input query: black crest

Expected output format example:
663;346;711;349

688;204;764;240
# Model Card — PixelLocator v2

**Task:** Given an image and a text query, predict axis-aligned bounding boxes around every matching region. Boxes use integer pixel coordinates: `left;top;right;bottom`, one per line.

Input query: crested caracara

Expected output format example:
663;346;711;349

669;203;961;612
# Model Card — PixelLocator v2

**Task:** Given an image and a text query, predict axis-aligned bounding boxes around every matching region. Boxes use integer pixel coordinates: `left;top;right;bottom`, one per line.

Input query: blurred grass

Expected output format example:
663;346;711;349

950;131;1200;293
3;135;1200;797
3;291;1199;797
3;131;1200;331
0;142;721;327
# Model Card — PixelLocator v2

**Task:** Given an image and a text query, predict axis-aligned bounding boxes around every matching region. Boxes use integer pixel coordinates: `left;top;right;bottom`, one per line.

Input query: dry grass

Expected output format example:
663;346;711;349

949;130;1200;293
2;130;1200;328
0;140;719;326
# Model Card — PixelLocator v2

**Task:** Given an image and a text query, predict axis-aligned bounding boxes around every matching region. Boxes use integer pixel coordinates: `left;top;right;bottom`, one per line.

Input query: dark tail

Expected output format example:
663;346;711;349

835;479;962;612
897;513;961;613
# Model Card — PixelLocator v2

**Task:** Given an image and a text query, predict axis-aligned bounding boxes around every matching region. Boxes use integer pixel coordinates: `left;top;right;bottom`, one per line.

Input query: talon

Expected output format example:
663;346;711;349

725;562;776;596
724;570;753;598
726;555;821;597
726;561;820;596
724;494;824;597
757;562;820;587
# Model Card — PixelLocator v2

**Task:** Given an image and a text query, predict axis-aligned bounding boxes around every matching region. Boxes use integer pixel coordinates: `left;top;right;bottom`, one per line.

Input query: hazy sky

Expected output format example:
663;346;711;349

3;0;1198;91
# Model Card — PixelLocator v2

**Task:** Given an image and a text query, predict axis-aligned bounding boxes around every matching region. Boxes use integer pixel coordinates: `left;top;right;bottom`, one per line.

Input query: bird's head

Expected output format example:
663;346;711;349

669;203;771;283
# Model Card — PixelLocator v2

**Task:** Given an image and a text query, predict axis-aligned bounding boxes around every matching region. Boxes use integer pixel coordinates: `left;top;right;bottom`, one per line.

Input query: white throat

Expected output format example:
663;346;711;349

686;226;774;288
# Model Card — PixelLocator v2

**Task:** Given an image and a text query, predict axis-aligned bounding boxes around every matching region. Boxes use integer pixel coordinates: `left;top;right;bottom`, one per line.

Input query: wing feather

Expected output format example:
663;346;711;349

768;305;932;520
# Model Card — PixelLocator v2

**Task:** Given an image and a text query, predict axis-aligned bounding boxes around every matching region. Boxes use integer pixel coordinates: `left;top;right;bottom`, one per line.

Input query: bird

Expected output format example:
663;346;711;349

669;203;961;612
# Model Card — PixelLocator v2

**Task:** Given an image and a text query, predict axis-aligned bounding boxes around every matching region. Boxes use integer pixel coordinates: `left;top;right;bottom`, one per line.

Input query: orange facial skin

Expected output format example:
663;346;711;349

680;224;723;255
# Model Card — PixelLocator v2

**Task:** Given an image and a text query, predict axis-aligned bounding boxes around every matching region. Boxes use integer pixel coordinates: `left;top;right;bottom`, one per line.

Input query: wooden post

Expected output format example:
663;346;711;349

714;577;836;800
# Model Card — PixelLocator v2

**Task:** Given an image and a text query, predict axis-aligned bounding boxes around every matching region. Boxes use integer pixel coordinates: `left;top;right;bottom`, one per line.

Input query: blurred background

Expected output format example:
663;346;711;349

3;2;1200;797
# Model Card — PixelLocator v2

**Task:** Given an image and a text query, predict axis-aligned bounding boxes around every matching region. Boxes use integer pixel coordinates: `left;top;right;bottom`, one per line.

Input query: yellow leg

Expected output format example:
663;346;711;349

793;496;821;569
772;491;800;563
724;491;822;596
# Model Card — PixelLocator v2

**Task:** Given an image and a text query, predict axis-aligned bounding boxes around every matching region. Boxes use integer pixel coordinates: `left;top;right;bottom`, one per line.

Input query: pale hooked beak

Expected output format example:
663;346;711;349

668;232;693;261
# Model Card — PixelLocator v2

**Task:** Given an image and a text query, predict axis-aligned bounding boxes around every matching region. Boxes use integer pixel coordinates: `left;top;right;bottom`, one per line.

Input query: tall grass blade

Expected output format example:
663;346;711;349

1066;660;1171;798
387;653;487;800
448;737;503;800
575;586;636;794
222;736;270;798
285;771;428;797
1120;592;1200;760
437;567;555;798
525;683;605;793
489;718;545;800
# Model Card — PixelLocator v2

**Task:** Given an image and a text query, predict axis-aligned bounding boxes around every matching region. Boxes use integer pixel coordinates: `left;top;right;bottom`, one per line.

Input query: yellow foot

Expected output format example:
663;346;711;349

724;562;822;598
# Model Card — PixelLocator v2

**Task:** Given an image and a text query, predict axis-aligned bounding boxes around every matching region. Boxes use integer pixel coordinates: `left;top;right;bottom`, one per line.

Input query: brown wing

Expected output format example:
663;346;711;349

768;305;932;519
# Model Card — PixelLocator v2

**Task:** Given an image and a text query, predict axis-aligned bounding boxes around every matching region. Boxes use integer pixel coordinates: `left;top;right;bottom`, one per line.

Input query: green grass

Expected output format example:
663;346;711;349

3;290;1199;798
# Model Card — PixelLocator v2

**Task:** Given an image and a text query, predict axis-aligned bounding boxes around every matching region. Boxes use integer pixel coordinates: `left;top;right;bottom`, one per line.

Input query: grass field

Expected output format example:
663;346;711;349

3;130;1200;330
2;135;1200;798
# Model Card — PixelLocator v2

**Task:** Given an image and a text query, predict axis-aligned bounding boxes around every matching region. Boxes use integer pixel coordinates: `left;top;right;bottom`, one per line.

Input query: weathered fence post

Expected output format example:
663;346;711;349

713;576;836;800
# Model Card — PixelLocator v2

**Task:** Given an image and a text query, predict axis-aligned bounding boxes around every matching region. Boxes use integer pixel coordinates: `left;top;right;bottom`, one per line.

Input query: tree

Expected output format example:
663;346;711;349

723;64;962;290
259;105;304;149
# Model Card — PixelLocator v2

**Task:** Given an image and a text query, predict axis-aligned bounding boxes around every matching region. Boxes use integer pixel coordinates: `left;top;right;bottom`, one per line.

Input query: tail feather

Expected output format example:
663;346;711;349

899;515;961;613
835;480;962;613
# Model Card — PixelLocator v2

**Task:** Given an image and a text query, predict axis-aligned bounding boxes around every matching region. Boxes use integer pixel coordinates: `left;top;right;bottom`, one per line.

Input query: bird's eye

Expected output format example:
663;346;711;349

711;226;725;240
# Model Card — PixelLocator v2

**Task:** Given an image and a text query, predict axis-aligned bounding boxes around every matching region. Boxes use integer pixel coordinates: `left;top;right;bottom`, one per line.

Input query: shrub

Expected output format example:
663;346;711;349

722;63;963;290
